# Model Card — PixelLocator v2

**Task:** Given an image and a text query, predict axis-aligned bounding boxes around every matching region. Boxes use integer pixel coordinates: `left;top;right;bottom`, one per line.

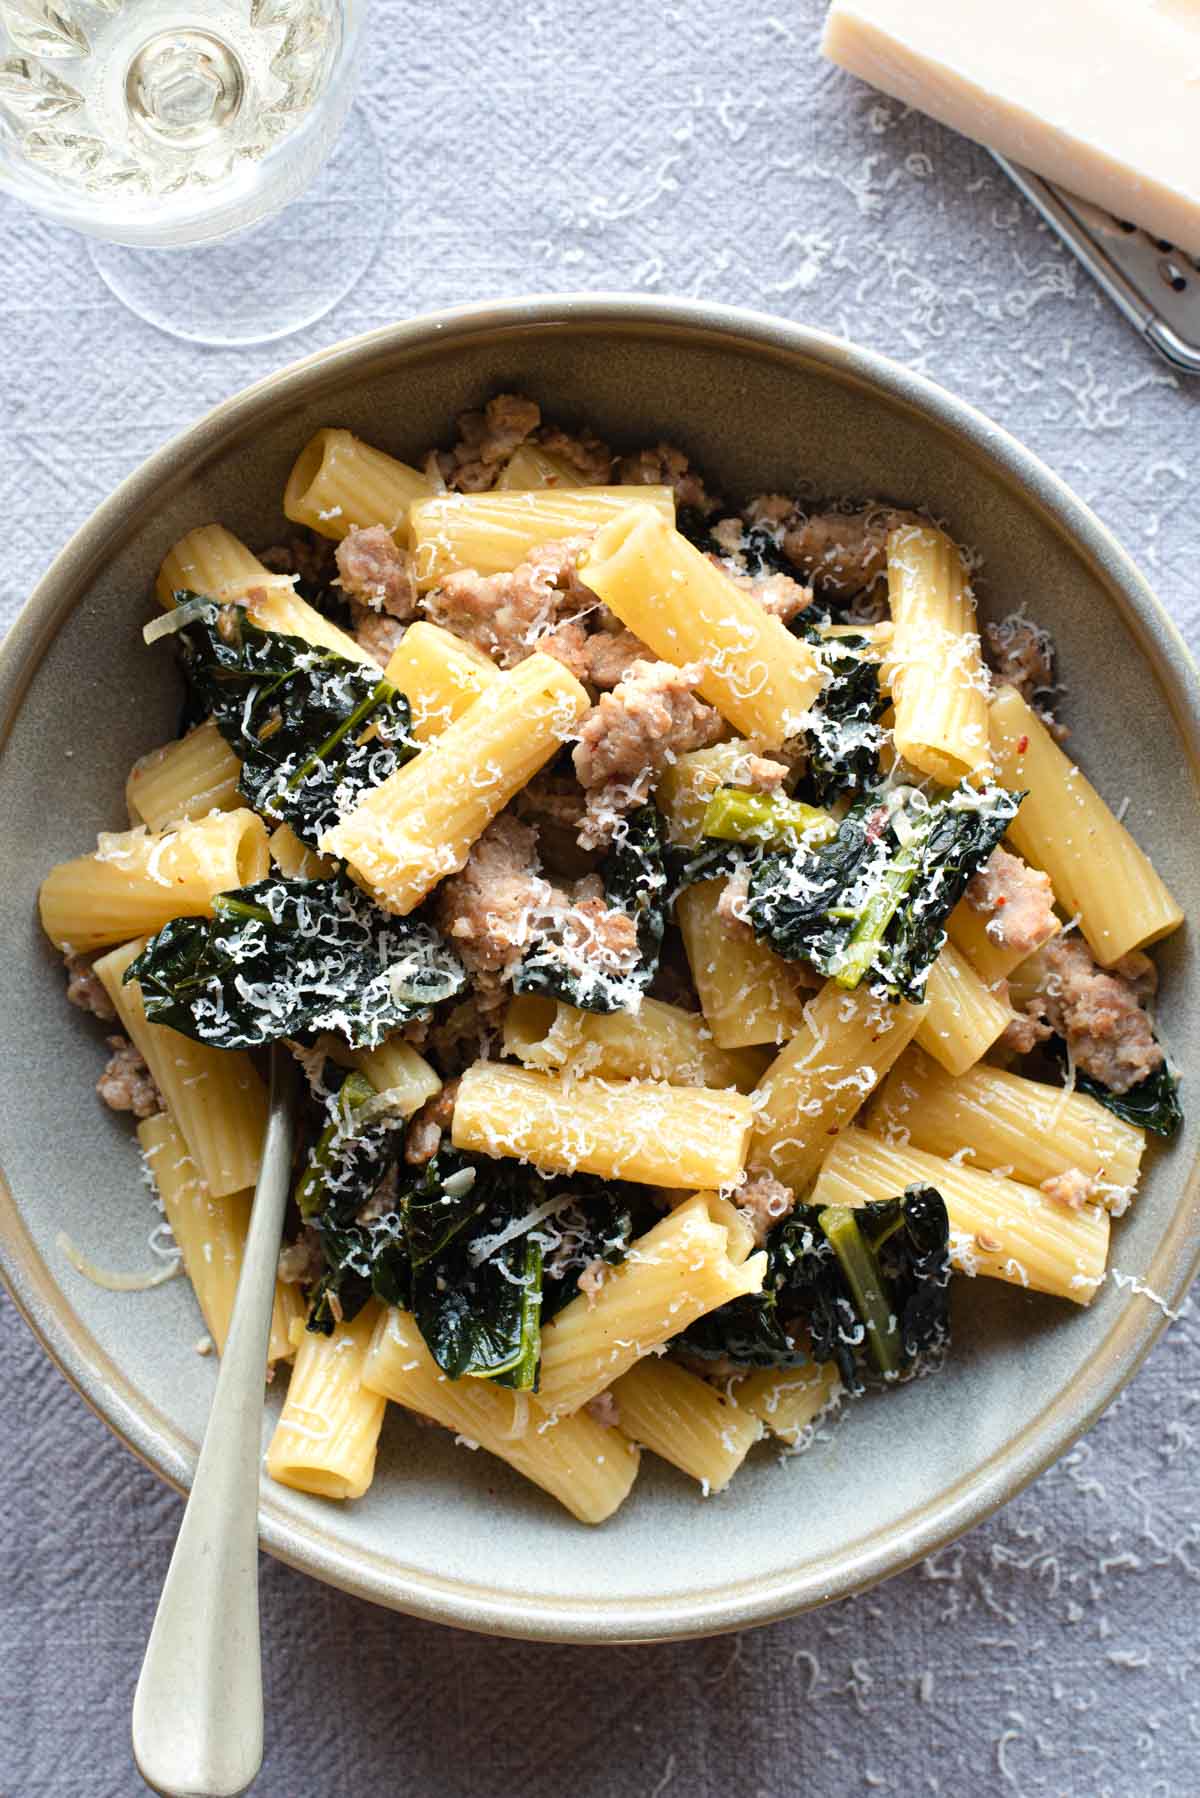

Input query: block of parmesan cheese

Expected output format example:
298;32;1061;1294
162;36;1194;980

822;0;1200;249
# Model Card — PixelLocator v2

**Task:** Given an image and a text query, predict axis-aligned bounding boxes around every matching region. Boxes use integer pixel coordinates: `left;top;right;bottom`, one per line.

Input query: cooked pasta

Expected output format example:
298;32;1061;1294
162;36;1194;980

990;685;1183;965
40;810;270;953
125;718;243;832
137;1112;300;1366
45;393;1183;1526
362;1307;639;1523
810;1127;1109;1303
886;523;990;783
502;992;767;1092
747;981;925;1191
867;1047;1145;1208
451;1063;754;1189
410;486;675;588
322;652;590;913
534;1193;766;1417
283;428;431;540
579;505;823;745
611;1357;762;1491
266;1303;387;1501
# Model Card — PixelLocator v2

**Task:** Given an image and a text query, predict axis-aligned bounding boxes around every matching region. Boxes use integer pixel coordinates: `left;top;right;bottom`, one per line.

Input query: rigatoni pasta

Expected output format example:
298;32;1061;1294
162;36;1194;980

676;879;813;1049
283;428;431;540
383;620;500;741
322;653;590;913
410;485;675;588
451;1063;754;1189
125;718;243;832
362;1307;640;1523
611;1357;762;1491
39;809;269;953
990;685;1183;964
886;523;990;783
502;992;767;1092
266;1303;387;1501
534;1193;766;1416
579;504;823;745
912;941;1013;1076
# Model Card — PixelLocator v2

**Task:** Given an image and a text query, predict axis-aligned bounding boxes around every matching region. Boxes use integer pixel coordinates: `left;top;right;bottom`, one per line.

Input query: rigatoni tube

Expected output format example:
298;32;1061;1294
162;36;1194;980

410;486;675;589
322;652;589;915
283;428;431;540
748;980;924;1191
95;940;268;1199
39;809;270;954
137;1113;300;1367
383;620;500;741
580;505;823;746
809;1126;1109;1303
156;523;376;666
452;1062;754;1189
611;1358;762;1492
266;1304;387;1501
886;524;990;783
125;718;242;833
362;1307;639;1524
502;992;767;1093
867;1047;1145;1208
990;685;1182;964
677;878;812;1049
535;1193;767;1417
736;1362;842;1446
913;941;1012;1076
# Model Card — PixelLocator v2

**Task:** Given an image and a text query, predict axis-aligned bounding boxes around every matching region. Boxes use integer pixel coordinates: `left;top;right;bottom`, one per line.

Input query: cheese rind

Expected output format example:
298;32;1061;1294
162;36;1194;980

822;0;1200;250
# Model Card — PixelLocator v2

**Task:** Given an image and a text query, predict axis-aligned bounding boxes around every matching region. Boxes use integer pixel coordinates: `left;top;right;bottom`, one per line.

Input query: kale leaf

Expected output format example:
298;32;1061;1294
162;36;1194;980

165;596;416;847
128;873;466;1050
1067;1056;1182;1137
799;634;887;804
513;804;667;1014
748;783;1021;1001
679;1185;950;1395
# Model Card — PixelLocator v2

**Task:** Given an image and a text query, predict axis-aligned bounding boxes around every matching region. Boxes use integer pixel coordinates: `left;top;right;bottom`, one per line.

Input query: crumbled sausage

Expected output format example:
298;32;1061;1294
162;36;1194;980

737;753;789;793
439;393;542;491
616;442;718;516
403;1078;460;1166
64;952;116;1022
582;627;652;690
423;535;593;668
577;1258;610;1304
336;525;417;620
716;865;753;936
435;816;558;977
747;498;919;598
97;1036;162;1119
1000;1008;1053;1057
748;570;814;625
259;532;336;589
1011;936;1162;1093
554;893;640;975
965;848;1058;959
1039;1168;1098;1210
585;1390;621;1428
573;659;723;845
535;423;614;485
349;602;407;668
736;1173;796;1245
278;1225;324;1284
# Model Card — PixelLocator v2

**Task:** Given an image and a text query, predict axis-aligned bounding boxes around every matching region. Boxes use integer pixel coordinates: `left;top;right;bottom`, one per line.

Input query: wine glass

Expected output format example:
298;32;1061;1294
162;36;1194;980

0;0;381;344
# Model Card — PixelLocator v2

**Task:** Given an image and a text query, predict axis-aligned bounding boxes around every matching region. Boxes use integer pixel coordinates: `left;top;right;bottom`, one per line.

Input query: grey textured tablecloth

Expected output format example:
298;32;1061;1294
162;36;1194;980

3;3;1198;1793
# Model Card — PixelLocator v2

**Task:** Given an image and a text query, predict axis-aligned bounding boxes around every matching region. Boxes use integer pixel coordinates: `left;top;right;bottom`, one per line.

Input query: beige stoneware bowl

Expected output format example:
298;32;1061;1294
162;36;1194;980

1;296;1197;1642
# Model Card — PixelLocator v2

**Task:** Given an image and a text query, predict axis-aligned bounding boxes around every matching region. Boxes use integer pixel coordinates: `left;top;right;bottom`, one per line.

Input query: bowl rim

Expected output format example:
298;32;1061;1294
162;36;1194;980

2;291;1198;1643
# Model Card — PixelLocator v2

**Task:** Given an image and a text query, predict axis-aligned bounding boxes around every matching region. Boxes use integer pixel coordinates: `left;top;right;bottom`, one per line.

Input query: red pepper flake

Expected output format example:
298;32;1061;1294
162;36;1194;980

1016;734;1029;753
994;895;1008;907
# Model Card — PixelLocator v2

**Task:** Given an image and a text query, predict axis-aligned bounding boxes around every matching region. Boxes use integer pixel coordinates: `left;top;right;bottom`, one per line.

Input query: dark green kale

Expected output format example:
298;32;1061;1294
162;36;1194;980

679;1185;950;1396
1074;1061;1182;1137
747;783;1022;1001
405;1155;642;1389
163;595;416;848
298;1069;411;1333
798;633;887;804
514;805;667;1013
127;873;466;1051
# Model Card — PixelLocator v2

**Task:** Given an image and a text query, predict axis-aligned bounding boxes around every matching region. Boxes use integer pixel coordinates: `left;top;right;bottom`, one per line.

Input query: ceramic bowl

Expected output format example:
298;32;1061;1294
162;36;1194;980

2;296;1197;1642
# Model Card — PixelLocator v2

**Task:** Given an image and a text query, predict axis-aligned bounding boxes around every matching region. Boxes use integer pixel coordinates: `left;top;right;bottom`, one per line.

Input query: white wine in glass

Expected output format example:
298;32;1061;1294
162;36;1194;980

0;0;380;343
